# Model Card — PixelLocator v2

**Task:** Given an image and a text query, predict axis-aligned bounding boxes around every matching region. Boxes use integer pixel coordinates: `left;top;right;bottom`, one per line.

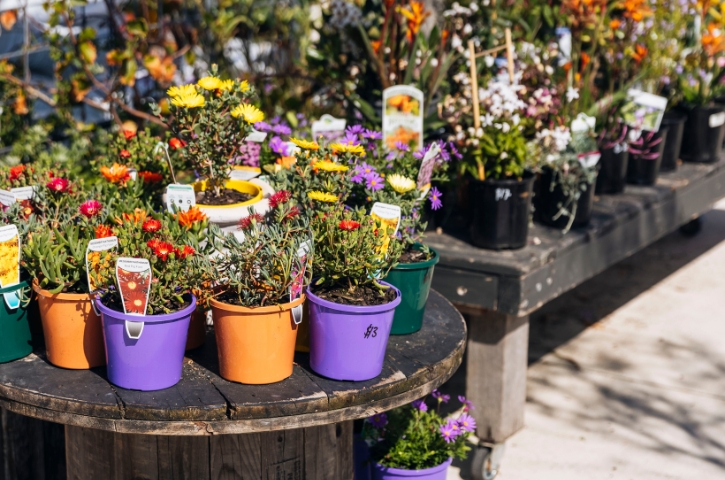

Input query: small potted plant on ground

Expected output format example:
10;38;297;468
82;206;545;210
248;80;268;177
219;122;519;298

204;193;312;384
154;66;266;226
307;207;402;381
92;211;200;391
361;392;476;480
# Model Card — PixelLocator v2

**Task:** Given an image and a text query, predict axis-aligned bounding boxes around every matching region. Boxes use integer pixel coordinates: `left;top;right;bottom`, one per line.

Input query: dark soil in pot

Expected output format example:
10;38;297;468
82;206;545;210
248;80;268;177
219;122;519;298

311;284;397;306
196;188;254;205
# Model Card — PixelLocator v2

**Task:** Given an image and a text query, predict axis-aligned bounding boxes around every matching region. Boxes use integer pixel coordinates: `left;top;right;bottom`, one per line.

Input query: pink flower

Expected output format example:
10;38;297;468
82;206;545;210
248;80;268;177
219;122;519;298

79;200;103;218
46;178;70;193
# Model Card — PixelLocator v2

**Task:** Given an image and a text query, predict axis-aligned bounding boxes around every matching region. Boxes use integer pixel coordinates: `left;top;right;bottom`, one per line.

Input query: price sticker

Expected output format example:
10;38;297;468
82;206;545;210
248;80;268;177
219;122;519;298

165;184;196;213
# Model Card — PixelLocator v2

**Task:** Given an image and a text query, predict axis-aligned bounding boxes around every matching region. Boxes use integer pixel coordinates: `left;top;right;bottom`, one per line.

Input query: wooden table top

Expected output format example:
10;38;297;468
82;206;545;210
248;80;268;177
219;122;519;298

0;290;465;436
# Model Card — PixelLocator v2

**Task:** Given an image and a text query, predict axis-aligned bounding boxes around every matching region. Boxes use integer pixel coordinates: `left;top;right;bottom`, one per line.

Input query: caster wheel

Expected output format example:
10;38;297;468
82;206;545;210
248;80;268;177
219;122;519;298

471;446;499;480
679;218;702;237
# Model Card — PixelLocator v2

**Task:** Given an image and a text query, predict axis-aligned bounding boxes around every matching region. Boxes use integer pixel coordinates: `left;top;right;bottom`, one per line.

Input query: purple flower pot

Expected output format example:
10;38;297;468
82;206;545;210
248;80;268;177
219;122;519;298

307;282;401;381
97;295;196;391
371;458;452;480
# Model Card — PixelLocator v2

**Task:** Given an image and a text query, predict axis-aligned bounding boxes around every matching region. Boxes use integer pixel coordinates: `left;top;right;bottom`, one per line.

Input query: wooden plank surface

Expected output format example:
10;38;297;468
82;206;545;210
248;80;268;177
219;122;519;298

0;291;465;435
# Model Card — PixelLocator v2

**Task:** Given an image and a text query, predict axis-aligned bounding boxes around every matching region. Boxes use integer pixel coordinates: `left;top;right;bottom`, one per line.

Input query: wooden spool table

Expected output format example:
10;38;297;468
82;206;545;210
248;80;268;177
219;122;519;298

0;290;465;480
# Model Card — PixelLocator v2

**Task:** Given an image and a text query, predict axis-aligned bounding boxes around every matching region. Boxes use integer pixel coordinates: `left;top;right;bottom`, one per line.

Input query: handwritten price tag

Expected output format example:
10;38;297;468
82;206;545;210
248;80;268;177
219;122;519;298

363;324;379;339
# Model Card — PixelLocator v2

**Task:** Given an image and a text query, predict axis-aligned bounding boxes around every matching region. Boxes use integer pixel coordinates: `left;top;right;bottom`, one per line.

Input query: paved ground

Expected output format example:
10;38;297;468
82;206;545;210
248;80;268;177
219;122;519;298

445;199;725;480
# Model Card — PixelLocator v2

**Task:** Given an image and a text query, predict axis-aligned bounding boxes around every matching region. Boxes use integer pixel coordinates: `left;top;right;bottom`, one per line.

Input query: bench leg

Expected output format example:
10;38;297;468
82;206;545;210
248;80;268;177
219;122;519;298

465;310;529;443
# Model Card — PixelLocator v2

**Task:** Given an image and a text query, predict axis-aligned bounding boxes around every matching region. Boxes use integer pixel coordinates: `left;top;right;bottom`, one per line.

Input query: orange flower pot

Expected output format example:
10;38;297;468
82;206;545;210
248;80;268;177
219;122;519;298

33;281;105;369
211;295;304;384
185;308;207;351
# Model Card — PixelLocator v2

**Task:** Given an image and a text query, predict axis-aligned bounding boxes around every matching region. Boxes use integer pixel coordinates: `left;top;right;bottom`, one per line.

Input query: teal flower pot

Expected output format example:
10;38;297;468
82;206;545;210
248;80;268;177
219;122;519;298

0;280;33;363
386;246;439;335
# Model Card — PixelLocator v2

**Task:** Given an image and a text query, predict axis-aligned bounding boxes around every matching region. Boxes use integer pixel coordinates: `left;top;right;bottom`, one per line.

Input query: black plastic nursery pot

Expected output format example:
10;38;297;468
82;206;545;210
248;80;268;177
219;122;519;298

658;111;686;172
627;129;668;186
679;105;725;164
469;172;534;250
595;146;629;194
535;168;596;230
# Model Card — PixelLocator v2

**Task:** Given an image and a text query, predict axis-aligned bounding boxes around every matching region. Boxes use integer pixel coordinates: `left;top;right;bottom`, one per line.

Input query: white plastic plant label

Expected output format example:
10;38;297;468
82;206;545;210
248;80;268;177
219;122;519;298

246;128;268;143
230;166;262;181
116;257;152;316
290;239;312;306
417;142;442;194
710;112;725;128
0;225;20;310
165;184;196;213
0;190;16;206
571;113;596;133
127;168;138;181
370;203;402;237
311;114;347;139
10;186;36;201
578;152;601;169
621;89;668;132
382;85;424;151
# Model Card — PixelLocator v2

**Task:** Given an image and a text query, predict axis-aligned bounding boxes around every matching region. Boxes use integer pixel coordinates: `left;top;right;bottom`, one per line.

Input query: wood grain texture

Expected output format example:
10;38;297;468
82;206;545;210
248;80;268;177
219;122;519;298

0;291;465;436
0;409;65;480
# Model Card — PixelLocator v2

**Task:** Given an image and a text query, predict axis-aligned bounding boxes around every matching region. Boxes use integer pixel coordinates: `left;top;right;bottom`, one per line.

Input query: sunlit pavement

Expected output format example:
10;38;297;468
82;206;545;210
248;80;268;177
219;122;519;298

446;199;725;480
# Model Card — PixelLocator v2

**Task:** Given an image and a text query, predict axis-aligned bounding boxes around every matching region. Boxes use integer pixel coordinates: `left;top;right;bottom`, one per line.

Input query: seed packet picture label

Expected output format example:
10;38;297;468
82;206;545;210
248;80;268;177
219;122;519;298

311;114;347;140
621;90;668;132
116;258;152;316
0;225;20;309
370;203;402;236
165;184;196;213
382;86;424;151
85;237;119;294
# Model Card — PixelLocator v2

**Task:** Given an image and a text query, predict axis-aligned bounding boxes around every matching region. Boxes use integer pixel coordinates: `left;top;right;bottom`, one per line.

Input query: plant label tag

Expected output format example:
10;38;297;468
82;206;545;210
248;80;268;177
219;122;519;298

0;225;20;310
116;258;152;316
370;203;401;236
246;129;267;143
290;239;312;302
311;114;347;139
165;184;196;213
230;166;262;181
571;113;596;133
382;86;424;151
622;89;668;132
417;142;441;191
286;141;300;155
0;190;16;206
710;112;725;128
291;303;304;325
578;151;601;169
125;321;144;340
555;27;572;64
86;236;119;293
127;168;138;181
10;186;36;201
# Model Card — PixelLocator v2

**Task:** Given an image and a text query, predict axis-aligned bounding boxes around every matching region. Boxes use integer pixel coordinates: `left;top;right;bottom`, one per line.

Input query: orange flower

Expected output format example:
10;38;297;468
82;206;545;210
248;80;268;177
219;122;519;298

622;0;652;22
610;19;621;30
8;165;25;182
120;208;148;225
397;1;430;41
631;44;648;63
101;163;131;184
580;52;590;69
176;206;207;229
123;129;136;140
275;156;297;170
702;23;725;56
371;40;382;55
385;126;419;150
95;225;114;239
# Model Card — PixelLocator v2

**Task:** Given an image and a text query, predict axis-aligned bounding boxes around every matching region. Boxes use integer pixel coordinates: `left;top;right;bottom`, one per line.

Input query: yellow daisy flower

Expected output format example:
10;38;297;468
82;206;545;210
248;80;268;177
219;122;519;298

331;143;366;156
167;84;197;98
231;104;265;124
291;137;320;151
239;80;250;93
386;174;416;193
171;91;206;108
307;191;338;202
197;76;223;90
219;79;235;91
315;160;349;172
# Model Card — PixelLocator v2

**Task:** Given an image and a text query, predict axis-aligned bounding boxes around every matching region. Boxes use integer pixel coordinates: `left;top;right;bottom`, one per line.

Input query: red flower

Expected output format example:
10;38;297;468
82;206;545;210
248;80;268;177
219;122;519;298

123;130;136;140
8;165;25;182
95;225;114;239
169;138;186;150
138;171;164;183
339;220;361;231
46;178;70;193
149;240;174;261
119;149;131;159
175;245;195;259
142;219;162;233
285;205;300;220
79;200;103;218
238;213;265;230
269;190;292;208
147;238;161;250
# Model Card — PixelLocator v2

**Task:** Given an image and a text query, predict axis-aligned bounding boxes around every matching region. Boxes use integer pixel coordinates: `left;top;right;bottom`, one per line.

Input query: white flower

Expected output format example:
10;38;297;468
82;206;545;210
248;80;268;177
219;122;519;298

481;113;495;127
566;87;579;103
463;24;473;35
451;35;463;49
470;2;479;11
484;56;495;67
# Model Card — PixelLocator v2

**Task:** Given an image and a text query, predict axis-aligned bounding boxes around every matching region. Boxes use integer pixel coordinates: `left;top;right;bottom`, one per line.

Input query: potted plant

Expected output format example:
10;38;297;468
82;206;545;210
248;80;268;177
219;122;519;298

627;129;668;185
361;392;476;480
91;211;201;391
153;66;266;226
307;207;402;381
204;194;311;384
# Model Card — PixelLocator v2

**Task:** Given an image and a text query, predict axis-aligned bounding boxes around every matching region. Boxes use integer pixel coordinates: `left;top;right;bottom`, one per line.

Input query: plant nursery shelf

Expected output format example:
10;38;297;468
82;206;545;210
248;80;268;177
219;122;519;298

0;291;464;479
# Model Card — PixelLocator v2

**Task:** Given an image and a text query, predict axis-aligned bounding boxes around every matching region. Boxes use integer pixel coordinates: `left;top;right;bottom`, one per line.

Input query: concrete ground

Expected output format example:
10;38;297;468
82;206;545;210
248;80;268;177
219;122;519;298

445;199;725;480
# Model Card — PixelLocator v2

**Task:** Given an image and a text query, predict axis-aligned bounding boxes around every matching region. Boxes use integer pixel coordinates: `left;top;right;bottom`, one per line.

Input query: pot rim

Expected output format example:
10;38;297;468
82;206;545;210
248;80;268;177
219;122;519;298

95;293;197;324
471;169;535;186
210;294;306;313
392;244;440;270
307;280;402;313
195;179;263;209
372;457;453;474
0;278;31;295
32;278;92;300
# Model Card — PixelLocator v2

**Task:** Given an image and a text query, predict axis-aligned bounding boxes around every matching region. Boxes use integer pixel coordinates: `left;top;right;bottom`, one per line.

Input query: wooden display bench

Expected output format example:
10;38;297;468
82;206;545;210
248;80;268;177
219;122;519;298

426;159;725;475
0;291;465;480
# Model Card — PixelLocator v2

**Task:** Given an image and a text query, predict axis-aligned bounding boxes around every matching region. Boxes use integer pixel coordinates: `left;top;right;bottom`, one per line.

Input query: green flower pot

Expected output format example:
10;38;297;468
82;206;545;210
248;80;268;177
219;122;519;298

386;246;439;335
0;280;33;363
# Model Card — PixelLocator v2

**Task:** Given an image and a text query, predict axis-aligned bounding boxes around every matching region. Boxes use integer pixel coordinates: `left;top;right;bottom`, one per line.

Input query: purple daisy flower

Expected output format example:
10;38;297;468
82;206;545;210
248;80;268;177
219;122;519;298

346;125;365;135
457;413;477;433
360;162;376;176
429;187;443;211
362;129;383;140
458;395;475;412
341;132;361;146
268;136;289;156
395;141;410;152
351;165;366;184
272;124;292;136
386;151;397;161
369;413;388;429
439;420;459;443
448;142;463;160
366;172;385;191
411;399;428;412
432;390;450;403
254;121;272;132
